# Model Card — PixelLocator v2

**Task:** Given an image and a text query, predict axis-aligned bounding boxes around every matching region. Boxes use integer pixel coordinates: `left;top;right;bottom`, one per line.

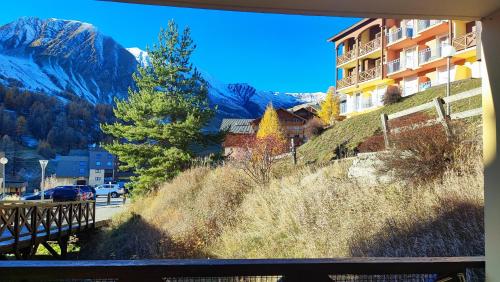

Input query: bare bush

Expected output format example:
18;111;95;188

238;135;288;186
383;85;402;105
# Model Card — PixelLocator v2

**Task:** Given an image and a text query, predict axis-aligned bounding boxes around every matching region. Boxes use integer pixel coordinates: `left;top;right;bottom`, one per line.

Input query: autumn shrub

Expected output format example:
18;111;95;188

304;117;325;139
379;113;460;183
357;134;386;153
383;85;402;105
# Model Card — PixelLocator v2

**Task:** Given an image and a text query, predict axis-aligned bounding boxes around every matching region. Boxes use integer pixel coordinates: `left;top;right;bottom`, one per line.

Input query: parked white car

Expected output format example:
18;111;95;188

94;184;124;198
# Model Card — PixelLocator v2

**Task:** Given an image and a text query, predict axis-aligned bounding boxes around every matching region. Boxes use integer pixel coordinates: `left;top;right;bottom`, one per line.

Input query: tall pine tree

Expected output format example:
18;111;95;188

101;21;214;194
318;86;340;125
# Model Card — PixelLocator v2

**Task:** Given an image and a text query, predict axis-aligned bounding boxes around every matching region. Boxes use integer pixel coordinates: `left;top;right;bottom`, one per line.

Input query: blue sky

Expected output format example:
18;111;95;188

0;0;359;93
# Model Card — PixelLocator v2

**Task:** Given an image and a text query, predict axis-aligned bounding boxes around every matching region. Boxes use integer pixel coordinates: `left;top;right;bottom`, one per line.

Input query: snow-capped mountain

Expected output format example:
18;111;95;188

126;47;325;121
0;17;137;103
0;17;325;121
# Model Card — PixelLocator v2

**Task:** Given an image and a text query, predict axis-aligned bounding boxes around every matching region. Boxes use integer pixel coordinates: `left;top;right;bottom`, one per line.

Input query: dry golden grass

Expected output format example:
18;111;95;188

82;143;484;259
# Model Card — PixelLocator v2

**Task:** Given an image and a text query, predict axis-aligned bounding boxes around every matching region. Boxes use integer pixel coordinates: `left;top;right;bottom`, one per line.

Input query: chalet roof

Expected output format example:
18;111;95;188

252;109;306;125
288;103;320;113
220;119;255;134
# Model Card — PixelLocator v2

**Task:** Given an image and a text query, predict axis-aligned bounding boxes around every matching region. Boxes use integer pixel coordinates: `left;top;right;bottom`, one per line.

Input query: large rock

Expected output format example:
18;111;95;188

347;152;393;186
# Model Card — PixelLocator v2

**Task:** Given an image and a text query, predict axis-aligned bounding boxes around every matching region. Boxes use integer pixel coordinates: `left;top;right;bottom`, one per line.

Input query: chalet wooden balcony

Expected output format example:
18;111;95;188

358;65;381;83
337;74;355;89
336;48;356;66
359;34;381;56
453;31;477;52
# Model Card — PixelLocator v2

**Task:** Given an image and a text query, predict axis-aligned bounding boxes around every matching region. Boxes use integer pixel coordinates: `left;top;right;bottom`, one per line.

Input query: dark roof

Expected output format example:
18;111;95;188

55;156;89;177
220;119;255;134
327;18;374;43
252;109;306;125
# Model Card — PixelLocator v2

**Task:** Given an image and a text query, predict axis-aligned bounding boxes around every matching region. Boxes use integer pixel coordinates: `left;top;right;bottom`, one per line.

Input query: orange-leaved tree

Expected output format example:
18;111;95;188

240;103;288;185
318;86;340;125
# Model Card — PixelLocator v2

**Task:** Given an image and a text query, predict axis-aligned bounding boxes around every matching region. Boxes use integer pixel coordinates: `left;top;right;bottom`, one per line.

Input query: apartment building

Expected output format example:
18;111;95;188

329;19;481;117
88;147;116;187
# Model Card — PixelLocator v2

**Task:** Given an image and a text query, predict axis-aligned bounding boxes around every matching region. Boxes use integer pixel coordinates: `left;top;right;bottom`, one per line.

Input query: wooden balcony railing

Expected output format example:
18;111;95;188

337;74;356;89
453;31;477;52
0;257;485;281
336;48;356;65
359;34;381;56
358;65;382;83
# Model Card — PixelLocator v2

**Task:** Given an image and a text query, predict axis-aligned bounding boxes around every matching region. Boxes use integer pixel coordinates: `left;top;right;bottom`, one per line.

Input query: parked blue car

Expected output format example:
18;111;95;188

21;189;56;201
52;185;95;202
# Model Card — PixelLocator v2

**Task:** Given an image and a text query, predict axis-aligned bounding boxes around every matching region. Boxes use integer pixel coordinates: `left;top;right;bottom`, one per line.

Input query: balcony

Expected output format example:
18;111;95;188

453;31;477;52
337;74;356;89
359;34;381;57
358;65;381;83
417;20;444;32
387;27;413;45
387;58;401;74
337;48;356;66
418;47;441;65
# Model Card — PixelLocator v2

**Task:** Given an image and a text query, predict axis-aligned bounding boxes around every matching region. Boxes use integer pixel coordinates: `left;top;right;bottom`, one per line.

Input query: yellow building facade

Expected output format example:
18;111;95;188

329;19;481;117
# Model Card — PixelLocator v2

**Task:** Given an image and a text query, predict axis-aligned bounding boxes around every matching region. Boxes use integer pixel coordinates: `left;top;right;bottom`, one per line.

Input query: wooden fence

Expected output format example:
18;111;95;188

0;200;96;258
380;87;482;148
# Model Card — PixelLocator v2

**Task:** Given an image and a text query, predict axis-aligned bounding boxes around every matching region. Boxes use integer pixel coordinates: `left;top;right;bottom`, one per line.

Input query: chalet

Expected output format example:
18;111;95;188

220;119;255;158
251;109;308;145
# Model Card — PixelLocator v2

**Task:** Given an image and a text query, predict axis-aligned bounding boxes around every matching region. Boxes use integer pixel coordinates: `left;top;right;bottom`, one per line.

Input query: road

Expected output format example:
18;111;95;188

94;196;129;222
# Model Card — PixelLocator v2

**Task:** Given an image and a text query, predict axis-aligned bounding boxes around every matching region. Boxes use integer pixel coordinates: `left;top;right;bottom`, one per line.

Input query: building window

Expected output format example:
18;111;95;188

340;100;347;114
95;169;101;173
79;168;85;174
79;161;86;166
107;161;112;166
107;154;113;159
95;177;101;181
96;161;101;166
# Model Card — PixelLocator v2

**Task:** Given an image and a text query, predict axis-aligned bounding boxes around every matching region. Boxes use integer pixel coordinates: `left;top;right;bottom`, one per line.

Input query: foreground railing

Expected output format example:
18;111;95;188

0;257;485;281
0;200;96;257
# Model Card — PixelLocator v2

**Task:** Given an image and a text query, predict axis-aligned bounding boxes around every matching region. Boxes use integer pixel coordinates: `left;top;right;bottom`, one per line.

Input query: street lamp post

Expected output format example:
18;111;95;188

442;43;456;116
39;160;48;200
0;157;8;199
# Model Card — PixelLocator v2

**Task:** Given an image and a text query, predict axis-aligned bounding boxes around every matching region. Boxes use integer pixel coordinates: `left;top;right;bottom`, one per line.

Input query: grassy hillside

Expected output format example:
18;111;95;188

80;147;483;259
298;78;481;164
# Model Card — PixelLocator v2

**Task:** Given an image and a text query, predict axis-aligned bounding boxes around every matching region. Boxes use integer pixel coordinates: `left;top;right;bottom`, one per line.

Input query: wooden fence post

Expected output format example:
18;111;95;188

380;113;390;149
433;98;452;138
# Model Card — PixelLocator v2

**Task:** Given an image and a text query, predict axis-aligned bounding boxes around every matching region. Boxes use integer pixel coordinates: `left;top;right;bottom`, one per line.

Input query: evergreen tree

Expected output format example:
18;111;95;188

318;86;340;125
101;20;214;195
256;103;285;140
